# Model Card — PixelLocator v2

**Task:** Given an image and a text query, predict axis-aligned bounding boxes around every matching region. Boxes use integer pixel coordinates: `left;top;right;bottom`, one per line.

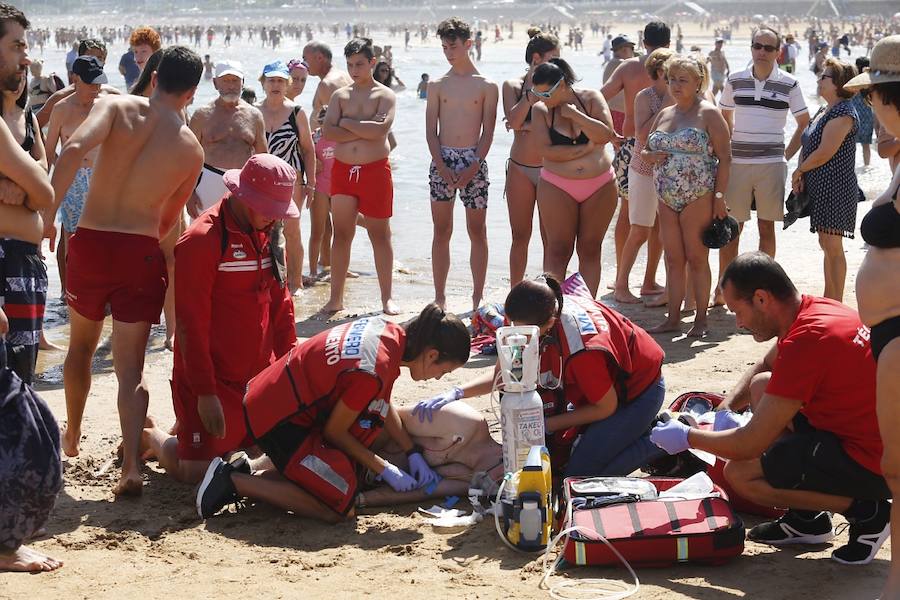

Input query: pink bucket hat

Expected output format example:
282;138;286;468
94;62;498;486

223;154;299;219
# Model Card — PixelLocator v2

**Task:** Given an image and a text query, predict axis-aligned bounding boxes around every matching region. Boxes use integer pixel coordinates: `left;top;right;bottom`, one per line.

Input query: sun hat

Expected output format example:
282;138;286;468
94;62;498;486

223;154;299;219
214;59;244;79
72;56;108;85
262;60;290;79
702;215;740;249
844;35;900;90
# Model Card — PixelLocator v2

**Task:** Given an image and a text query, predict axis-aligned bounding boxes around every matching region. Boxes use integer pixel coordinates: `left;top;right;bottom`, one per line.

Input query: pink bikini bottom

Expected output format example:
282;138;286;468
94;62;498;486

540;167;616;203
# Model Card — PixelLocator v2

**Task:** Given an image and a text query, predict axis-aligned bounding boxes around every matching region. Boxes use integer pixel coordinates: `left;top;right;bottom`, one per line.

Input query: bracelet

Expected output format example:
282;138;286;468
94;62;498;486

405;444;424;458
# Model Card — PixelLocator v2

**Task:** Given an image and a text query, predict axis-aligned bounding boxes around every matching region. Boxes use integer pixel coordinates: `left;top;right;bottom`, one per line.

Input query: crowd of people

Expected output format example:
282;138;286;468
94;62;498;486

1;4;900;596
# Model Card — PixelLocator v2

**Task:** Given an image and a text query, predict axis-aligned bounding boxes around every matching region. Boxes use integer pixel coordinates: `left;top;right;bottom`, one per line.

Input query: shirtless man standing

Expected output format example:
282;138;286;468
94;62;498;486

708;38;730;96
321;37;398;315
601;21;670;295
43;56;106;297
188;60;267;217
48;46;204;496
302;41;352;279
427;17;498;311
35;38;120;128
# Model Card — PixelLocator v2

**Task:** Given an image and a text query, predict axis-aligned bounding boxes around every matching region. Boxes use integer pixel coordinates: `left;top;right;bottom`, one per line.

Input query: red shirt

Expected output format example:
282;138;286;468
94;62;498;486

766;295;882;474
173;200;297;395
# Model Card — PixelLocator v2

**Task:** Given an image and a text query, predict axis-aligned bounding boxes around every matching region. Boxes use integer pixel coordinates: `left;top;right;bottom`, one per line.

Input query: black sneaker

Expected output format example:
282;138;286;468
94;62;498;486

832;500;891;565
196;457;238;519
748;510;835;545
228;451;252;475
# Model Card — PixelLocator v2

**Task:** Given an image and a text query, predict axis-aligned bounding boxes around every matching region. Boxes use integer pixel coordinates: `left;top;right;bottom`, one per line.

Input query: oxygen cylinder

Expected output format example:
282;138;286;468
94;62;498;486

496;326;545;495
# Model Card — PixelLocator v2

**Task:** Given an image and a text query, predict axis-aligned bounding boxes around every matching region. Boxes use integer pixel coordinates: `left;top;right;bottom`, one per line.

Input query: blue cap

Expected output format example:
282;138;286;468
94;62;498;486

262;60;290;79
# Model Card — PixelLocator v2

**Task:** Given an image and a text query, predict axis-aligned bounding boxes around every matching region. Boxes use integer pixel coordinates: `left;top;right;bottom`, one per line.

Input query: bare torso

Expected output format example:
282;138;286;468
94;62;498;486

312;66;352;129
190;99;264;169
602;58;625;113
503;76;542;166
541;89;615;178
708;50;728;76
0;204;42;244
56;94;101;167
609;55;652;138
434;71;494;148
78;96;203;238
330;82;394;163
856;246;900;326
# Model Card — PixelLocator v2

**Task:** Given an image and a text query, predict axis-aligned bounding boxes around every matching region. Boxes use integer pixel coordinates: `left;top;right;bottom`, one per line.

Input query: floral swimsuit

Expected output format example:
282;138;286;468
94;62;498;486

647;127;717;213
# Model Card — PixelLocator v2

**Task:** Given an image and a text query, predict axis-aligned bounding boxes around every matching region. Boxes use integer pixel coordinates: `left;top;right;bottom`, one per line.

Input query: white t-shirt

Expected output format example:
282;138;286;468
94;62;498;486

719;67;808;164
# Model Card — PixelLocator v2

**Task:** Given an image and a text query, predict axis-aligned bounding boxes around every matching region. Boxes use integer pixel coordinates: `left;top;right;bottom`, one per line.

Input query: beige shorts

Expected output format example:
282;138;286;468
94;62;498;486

627;167;658;227
726;162;787;223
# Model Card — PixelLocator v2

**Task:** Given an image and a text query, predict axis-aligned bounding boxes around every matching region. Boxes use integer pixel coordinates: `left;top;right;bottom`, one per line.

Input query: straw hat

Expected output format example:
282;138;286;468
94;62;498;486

845;35;900;90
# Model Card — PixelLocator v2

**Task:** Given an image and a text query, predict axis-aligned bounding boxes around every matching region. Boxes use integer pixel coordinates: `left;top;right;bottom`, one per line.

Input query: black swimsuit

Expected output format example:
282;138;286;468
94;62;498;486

861;181;900;361
549;93;590;146
20;107;36;153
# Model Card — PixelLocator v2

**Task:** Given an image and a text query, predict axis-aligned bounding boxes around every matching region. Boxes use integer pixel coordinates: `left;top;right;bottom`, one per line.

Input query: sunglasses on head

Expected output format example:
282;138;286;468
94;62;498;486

531;78;562;98
751;42;779;53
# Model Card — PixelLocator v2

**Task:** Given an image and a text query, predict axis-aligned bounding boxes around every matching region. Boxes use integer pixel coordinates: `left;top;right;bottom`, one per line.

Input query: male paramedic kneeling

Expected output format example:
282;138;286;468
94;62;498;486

141;154;298;484
651;252;891;565
196;304;471;522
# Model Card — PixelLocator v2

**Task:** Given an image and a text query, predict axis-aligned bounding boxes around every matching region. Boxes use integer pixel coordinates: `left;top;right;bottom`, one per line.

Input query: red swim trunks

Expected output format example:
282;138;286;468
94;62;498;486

329;158;393;219
65;227;167;323
171;373;251;461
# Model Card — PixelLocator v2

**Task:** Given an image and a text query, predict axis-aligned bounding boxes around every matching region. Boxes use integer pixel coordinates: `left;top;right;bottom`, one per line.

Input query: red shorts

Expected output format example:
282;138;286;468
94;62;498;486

172;373;252;461
329;158;393;219
611;110;625;136
65;228;167;323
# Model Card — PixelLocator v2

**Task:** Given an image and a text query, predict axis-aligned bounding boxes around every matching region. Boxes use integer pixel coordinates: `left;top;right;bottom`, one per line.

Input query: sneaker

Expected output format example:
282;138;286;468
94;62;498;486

228;451;252;475
832;500;891;565
748;510;835;545
196;457;238;519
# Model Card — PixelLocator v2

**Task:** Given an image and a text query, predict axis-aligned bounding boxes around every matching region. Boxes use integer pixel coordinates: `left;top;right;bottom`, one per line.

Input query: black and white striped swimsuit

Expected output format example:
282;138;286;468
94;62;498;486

266;106;306;179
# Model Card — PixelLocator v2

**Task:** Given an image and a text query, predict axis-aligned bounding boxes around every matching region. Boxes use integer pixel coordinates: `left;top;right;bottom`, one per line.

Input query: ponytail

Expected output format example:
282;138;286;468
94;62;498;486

402;303;470;365
504;274;564;326
532;57;578;87
524;28;559;65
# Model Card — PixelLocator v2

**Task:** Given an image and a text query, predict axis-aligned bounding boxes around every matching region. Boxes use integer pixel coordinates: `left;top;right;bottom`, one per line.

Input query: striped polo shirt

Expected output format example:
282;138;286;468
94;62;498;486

719;67;808;164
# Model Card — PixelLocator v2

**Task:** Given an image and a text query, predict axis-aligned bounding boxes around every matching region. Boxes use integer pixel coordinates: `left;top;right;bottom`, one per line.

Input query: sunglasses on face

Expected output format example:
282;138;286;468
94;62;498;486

751;42;778;53
818;73;833;80
531;78;562;98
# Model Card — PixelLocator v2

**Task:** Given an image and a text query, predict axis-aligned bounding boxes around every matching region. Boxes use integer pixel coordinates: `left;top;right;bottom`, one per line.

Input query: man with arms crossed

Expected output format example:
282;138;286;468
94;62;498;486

188;60;266;217
321;37;397;316
715;27;809;304
427;17;498;312
48;46;204;496
652;253;890;566
303;40;353;280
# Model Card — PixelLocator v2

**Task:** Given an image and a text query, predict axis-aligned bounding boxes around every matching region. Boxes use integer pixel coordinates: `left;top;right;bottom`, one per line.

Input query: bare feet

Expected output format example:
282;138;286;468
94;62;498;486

38;333;63;352
0;546;63;572
61;426;80;458
613;288;643;304
433;297;446;311
711;287;726;307
314;302;342;320
164;337;174;352
686;320;709;338
682;298;697;313
647;319;682;334
644;294;668;308
112;475;143;497
382;299;400;316
640;283;665;296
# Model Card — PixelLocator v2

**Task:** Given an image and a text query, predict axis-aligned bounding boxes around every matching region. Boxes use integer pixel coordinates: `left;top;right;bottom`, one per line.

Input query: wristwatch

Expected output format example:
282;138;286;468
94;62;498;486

714;191;725;199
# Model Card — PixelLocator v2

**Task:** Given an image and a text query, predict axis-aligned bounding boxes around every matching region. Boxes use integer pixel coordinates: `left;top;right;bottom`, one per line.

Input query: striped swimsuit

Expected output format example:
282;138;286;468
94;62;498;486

266;106;306;179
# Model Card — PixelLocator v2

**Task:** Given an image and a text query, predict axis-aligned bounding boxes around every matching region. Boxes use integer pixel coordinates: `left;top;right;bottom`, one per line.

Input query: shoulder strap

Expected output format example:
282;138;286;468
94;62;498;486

288;106;301;138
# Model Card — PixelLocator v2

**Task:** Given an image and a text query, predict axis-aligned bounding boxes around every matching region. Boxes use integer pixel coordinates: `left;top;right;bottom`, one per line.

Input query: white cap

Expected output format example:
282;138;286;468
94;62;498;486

214;60;244;79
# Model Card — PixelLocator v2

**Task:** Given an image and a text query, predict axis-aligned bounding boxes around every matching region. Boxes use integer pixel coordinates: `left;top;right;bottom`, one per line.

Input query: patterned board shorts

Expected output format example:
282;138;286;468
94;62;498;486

0;364;62;552
429;146;489;209
0;240;46;385
59;167;92;234
613;138;635;201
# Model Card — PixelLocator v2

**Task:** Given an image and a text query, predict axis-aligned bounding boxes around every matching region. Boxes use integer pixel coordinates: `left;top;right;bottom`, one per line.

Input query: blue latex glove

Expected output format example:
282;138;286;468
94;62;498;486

650;419;691;455
713;410;745;432
411;387;464;422
381;462;417;492
408;452;440;489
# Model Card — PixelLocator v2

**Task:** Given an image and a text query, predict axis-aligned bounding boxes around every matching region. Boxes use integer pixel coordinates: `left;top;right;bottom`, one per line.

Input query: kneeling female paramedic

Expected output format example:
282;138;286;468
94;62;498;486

415;276;667;477
196;304;471;522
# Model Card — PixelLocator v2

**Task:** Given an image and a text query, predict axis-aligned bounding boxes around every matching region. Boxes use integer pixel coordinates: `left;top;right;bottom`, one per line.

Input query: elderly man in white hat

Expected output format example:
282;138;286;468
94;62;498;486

844;34;900;599
187;59;268;217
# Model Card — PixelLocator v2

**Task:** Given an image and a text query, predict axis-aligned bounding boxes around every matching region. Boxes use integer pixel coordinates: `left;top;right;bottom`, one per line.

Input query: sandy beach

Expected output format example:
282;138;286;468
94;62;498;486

3;17;894;600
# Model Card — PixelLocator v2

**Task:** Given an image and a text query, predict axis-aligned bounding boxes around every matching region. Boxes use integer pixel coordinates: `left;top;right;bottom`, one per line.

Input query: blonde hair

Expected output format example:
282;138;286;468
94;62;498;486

665;54;709;93
645;48;676;80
